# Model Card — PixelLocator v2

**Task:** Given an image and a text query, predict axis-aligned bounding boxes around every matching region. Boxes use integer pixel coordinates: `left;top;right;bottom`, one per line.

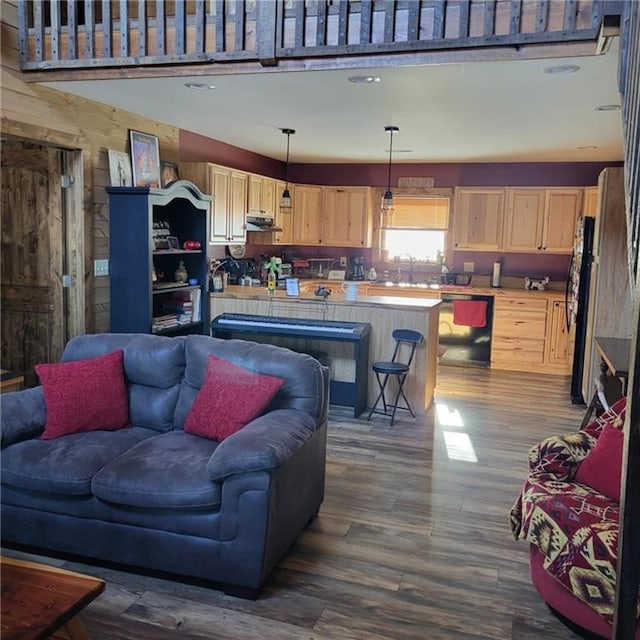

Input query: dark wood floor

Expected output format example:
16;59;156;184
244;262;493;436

3;365;586;639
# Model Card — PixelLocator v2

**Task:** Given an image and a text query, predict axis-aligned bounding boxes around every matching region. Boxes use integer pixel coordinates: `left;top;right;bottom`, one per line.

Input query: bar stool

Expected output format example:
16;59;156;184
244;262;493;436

367;329;424;426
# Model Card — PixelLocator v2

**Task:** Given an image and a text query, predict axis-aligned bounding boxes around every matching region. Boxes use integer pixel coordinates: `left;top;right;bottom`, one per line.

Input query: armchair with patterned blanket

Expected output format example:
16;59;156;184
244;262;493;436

510;396;639;639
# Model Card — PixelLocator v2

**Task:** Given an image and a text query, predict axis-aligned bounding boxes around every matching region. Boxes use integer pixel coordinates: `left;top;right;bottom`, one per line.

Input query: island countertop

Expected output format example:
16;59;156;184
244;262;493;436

210;285;442;309
209;285;440;415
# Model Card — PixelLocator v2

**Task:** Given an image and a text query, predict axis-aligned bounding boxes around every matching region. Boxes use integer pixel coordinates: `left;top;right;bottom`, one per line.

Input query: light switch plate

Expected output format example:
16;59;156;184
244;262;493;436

463;261;475;273
94;259;109;276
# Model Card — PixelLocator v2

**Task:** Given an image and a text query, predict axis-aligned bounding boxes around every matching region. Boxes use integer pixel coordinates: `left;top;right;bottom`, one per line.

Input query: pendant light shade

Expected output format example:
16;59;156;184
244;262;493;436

280;128;295;211
382;125;399;216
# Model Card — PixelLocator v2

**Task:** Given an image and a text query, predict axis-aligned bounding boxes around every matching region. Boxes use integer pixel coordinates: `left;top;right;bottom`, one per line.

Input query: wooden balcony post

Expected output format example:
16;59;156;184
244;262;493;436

257;0;278;66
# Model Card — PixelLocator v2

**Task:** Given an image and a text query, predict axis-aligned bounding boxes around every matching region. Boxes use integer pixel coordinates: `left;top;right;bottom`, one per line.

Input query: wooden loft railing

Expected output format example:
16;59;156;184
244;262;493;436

18;0;613;75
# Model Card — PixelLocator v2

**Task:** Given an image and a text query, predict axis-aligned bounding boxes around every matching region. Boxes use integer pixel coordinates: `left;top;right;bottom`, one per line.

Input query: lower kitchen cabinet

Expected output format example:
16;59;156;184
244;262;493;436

491;294;571;374
545;298;571;371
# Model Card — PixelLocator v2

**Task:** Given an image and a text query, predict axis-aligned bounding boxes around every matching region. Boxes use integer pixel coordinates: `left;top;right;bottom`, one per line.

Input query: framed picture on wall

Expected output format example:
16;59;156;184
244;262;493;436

129;130;161;188
160;161;180;187
107;150;133;187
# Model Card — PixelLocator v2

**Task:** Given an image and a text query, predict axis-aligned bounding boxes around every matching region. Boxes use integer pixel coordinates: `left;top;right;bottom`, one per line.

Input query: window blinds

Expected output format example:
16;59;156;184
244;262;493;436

382;196;450;230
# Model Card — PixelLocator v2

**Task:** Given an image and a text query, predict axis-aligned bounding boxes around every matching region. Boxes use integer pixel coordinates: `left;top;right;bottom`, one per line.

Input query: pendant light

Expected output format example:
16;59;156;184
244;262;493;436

382;125;399;216
280;128;295;211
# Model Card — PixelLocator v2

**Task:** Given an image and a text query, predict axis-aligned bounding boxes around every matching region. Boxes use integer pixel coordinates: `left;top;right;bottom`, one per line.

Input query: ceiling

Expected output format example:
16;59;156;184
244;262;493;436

45;40;623;165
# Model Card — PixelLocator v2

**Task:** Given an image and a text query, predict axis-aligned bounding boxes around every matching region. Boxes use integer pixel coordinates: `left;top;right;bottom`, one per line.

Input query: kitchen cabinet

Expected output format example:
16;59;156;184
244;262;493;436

542;189;583;253
248;174;276;218
179;162;247;244
491;294;571;374
287;186;373;247
503;187;582;253
292;184;323;244
272;180;293;244
322;187;373;247
452;188;505;251
107;181;211;336
545;298;571;372
492;296;548;369
583;186;599;217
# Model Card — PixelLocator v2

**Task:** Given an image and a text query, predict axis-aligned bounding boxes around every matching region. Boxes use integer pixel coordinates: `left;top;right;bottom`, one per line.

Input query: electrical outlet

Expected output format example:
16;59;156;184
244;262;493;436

463;261;475;273
94;259;109;277
339;256;348;267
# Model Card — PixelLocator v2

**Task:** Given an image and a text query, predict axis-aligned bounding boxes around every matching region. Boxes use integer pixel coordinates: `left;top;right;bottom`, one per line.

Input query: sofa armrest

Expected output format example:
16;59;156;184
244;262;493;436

206;409;318;482
1;387;46;447
527;430;596;480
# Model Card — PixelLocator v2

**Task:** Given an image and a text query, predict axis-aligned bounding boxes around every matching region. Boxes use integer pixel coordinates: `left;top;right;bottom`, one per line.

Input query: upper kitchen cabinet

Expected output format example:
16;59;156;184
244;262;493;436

583;186;599;217
504;187;582;253
543;189;582;252
452;188;505;251
247;174;276;219
272;180;293;244
503;189;546;252
179;162;247;244
322;187;373;247
292;184;324;244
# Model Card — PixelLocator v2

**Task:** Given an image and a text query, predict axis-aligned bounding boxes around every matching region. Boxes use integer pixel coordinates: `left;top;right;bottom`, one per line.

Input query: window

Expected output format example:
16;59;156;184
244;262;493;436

381;194;451;263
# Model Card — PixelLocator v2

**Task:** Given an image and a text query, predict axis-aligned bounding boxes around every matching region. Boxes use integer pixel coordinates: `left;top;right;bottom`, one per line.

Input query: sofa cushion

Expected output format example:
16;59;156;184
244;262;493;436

36;350;130;440
1;427;157;495
575;422;624;502
91;431;222;509
184;354;284;441
174;335;326;429
62;334;187;432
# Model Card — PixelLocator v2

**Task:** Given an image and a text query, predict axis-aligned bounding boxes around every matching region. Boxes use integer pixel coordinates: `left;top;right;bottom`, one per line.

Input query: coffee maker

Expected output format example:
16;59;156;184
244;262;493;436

349;256;365;281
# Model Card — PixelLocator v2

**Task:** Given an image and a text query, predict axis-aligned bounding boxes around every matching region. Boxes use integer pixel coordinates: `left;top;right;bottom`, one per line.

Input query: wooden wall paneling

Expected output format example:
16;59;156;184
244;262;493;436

1;26;179;335
616;4;640;637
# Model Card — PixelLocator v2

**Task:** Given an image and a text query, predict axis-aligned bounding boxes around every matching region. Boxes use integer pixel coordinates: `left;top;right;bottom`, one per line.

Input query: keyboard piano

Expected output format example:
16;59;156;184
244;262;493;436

211;313;371;417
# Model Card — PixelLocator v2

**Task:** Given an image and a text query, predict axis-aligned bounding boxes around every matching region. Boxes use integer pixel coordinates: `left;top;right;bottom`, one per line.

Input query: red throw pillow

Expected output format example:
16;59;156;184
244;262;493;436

184;354;284;441
36;350;130;440
575;422;624;502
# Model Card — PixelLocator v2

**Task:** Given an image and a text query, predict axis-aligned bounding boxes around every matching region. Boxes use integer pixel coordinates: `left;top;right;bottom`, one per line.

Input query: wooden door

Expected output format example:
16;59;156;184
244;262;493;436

247;174;262;215
503;189;545;252
1;142;65;386
273;180;293;244
583;186;599;217
452;188;505;250
543;189;582;253
229;171;248;243
545;298;571;371
322;187;372;247
209;166;231;243
260;177;276;218
292;185;323;245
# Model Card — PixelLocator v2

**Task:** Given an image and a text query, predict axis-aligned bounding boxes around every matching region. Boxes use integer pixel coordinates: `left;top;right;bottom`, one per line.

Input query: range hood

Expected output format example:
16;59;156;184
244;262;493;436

245;215;283;232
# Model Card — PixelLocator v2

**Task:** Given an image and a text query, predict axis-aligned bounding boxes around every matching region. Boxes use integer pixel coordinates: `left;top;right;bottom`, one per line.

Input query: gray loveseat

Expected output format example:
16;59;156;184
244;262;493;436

1;333;328;598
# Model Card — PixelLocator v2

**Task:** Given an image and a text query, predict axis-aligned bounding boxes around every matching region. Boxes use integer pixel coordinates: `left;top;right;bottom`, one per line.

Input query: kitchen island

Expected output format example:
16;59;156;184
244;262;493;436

210;286;441;415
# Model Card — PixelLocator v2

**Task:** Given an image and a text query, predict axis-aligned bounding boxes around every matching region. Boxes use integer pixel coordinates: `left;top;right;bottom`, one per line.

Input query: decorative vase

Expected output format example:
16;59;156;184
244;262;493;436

175;260;188;283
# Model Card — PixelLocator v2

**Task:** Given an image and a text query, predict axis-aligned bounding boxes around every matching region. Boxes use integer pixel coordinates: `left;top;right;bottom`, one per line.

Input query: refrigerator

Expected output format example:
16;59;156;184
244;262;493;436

565;215;596;404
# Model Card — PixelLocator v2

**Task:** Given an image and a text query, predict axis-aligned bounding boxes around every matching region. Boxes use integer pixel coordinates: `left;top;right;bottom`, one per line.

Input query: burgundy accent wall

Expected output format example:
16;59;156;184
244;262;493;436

290;162;620;188
450;252;570;281
180;130;283;177
180;129;619;187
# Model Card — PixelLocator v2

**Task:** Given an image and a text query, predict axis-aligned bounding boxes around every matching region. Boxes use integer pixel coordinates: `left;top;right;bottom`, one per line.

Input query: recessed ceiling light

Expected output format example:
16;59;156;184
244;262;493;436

577;145;598;150
185;82;215;90
595;104;621;111
348;75;381;84
543;64;580;74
